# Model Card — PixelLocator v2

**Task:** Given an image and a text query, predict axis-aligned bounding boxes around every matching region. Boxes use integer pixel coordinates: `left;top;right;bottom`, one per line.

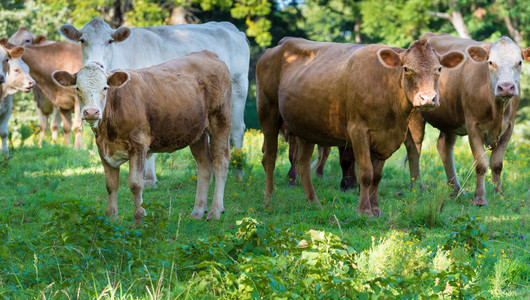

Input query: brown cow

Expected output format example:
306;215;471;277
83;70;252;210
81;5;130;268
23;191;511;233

53;51;232;225
19;41;84;149
405;33;530;206
257;37;465;216
7;27;70;147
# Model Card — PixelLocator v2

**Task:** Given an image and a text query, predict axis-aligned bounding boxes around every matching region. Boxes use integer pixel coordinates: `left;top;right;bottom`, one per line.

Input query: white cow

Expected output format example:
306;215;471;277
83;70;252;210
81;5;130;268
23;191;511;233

60;17;250;184
0;44;36;157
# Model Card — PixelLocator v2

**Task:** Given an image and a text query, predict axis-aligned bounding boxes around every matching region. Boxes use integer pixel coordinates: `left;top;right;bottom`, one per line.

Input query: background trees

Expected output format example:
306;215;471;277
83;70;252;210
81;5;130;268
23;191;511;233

1;0;530;131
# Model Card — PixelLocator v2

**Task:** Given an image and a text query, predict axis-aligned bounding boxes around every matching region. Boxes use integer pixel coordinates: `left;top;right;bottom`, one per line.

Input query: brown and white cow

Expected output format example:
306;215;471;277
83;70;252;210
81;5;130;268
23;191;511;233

8;27;71;147
53;51;232;225
405;33;530;206
18;41;84;149
257;37;465;216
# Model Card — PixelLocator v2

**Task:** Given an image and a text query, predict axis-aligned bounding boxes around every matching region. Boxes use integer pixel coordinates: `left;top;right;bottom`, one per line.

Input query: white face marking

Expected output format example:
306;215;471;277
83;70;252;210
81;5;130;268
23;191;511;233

487;37;523;99
78;18;115;69
75;63;109;127
0;48;34;95
8;30;35;47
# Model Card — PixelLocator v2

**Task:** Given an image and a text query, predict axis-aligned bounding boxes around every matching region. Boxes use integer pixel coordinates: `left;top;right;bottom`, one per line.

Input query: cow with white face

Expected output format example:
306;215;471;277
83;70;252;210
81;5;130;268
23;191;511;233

0;44;36;157
405;33;530;206
60;17;250;185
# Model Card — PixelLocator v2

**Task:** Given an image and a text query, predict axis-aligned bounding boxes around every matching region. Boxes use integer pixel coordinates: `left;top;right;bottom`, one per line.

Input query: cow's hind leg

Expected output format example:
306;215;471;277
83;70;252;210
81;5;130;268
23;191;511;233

287;135;298;186
437;131;462;196
490;122;513;196
313;146;331;178
50;107;62;142
144;154;157;187
369;157;386;216
101;157;120;222
295;137;320;206
258;91;280;206
207;124;230;221
59;109;71;146
128;148;147;226
189;133;212;220
405;111;426;190
0;96;13;157
36;107;48;147
230;74;248;181
339;146;357;191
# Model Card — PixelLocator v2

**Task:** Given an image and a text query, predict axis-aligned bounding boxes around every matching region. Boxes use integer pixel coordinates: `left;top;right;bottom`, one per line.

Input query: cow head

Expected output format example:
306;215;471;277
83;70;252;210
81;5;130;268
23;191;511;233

377;39;465;110
60;17;131;70
466;37;530;103
8;27;47;47
52;63;129;128
0;45;35;94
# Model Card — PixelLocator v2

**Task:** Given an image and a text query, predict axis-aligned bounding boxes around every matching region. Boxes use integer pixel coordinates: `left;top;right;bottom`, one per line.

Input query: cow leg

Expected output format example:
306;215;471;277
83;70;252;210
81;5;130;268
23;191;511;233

128;148;147;226
101;157;120;222
350;128;373;216
436;131;462;196
73;96;83;150
59;109;71;146
339;146;357;191
144;154;157;187
258;93;280;206
189;133;212;220
0;96;12;157
369;157;386;216
467;127;489;206
313;146;331;177
50;107;61;141
287;135;298;186
490;122;513;196
230;74;248;181
295;137;320;205
206;114;231;221
405;110;426;190
36;107;48;147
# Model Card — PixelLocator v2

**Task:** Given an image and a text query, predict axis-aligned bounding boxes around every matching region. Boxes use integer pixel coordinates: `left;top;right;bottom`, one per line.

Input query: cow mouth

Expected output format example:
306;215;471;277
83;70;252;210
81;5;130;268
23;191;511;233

83;118;100;128
496;95;513;103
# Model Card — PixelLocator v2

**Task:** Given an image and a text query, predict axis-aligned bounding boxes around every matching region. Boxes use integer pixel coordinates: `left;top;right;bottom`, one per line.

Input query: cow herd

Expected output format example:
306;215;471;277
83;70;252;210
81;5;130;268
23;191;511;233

0;18;528;224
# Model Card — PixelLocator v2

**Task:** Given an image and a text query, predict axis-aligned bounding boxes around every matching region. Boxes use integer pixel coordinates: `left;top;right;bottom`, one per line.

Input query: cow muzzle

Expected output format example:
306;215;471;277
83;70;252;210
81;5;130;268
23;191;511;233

496;82;517;102
23;80;35;92
82;108;101;122
414;92;439;111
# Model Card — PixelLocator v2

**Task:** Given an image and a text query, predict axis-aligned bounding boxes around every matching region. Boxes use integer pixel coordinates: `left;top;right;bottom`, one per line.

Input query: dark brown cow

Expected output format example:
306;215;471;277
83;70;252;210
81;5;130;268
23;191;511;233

257;37;465;216
405;33;530;205
53;51;232;225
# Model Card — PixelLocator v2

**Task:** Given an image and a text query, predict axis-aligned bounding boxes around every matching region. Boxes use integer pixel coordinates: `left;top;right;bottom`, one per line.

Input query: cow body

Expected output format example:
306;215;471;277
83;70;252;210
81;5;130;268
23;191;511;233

257;37;464;216
60;17;249;184
8;28;70;147
53;51;232;225
405;33;530;205
0;44;35;156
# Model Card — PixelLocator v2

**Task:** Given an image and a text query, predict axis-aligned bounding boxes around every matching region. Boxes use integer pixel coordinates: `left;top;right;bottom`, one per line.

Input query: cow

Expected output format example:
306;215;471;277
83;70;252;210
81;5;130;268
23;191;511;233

59;17;249;185
404;33;530;206
257;37;465;216
16;41;84;149
52;51;232;225
8;27;74;147
0;44;36;157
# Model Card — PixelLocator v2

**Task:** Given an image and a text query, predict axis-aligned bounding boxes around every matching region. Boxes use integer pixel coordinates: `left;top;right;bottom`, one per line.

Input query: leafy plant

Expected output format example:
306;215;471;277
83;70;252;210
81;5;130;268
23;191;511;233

443;214;489;255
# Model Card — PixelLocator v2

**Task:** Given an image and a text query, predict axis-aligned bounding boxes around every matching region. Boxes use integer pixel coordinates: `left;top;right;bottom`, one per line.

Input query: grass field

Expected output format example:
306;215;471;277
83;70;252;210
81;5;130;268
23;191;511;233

0;125;529;298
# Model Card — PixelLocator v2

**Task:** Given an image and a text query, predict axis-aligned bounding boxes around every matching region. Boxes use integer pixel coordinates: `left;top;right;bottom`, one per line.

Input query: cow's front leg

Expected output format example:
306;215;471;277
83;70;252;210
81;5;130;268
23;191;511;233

437;131;462;196
350;127;373;216
338;146;357;191
0;96;12;157
467;126;488;206
59;109;72;146
208;122;231;221
36;107;48;148
405;110;426;190
128;149;147;226
189;133;212;220
258;94;280;206
295;137;320;205
369;157;386;216
72;96;83;150
313;146;331;177
287;135;298;186
50;107;62;141
101;157;120;221
490;122;513;196
144;154;157;187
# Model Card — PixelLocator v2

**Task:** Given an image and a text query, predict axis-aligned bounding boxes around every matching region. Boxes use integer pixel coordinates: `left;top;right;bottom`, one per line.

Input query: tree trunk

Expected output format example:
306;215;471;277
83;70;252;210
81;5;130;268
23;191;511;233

449;9;471;38
109;0;131;27
354;19;361;43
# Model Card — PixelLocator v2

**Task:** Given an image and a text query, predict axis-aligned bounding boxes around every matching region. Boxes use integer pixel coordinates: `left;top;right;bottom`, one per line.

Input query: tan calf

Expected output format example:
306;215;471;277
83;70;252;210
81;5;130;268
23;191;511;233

53;51;231;225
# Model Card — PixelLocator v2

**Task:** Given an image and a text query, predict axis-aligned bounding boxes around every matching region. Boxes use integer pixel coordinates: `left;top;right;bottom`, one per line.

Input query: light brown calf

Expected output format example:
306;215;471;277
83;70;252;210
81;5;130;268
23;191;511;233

53;51;231;225
257;37;465;216
405;33;530;206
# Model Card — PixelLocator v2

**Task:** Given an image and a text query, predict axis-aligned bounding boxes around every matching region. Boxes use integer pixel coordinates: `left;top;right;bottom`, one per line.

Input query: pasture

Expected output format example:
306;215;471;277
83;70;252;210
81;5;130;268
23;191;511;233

0;126;529;298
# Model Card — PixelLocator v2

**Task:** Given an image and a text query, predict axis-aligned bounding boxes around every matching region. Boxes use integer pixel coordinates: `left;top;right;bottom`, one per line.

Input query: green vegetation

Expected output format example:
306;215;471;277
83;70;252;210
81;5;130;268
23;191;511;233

0;129;528;298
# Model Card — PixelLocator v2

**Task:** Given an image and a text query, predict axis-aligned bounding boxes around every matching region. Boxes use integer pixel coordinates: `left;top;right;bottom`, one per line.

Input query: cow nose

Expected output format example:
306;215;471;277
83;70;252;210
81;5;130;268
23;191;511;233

420;93;438;106
83;108;100;119
496;82;516;97
28;80;35;87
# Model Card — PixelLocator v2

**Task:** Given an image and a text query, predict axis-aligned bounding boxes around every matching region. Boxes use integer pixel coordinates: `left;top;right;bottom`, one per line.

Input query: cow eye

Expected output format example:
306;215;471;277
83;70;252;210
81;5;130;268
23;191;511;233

25;39;30;43
79;39;85;44
107;40;112;45
14;69;20;73
403;67;409;72
103;87;108;91
518;61;522;66
488;61;493;66
438;67;442;72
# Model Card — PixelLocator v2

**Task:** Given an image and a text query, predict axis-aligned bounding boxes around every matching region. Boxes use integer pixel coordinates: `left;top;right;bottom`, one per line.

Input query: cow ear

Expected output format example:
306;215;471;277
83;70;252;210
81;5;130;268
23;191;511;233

107;71;129;87
0;38;7;47
8;46;24;59
522;47;530;62
111;27;130;43
377;48;402;68
52;70;77;87
34;35;47;45
60;24;82;42
440;51;465;69
466;46;488;63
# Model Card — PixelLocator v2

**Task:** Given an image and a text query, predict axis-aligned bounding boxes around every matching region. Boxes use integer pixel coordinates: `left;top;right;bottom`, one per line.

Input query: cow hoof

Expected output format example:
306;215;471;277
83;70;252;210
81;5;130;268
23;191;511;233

190;208;206;220
288;179;296;187
144;179;157;188
451;189;465;198
340;181;357;192
206;211;222;221
472;197;487;207
494;187;503;196
357;208;373;217
371;207;381;216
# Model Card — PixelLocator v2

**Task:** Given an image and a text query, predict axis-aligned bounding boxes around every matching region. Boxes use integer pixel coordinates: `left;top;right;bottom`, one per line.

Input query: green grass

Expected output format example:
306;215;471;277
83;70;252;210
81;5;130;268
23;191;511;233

0;125;529;299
